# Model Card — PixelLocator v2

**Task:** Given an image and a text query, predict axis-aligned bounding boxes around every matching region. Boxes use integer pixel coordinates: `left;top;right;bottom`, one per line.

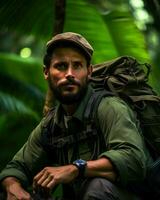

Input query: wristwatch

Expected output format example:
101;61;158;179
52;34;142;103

73;159;87;178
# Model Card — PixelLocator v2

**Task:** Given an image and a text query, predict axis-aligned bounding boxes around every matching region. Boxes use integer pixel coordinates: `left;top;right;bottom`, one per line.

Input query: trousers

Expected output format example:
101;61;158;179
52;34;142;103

0;178;141;200
77;178;140;200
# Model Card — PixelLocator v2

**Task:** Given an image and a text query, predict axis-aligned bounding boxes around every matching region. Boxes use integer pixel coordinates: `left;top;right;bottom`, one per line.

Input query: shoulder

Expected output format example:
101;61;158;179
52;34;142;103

97;96;134;120
98;96;128;111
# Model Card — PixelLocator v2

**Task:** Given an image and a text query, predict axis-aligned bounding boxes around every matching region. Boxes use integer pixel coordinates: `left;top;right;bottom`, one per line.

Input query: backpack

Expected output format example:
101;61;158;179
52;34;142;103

89;55;160;159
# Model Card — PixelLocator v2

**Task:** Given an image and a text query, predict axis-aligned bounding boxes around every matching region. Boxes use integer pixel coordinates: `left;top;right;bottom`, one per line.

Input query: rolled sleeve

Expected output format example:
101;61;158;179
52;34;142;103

0;168;29;187
98;96;150;186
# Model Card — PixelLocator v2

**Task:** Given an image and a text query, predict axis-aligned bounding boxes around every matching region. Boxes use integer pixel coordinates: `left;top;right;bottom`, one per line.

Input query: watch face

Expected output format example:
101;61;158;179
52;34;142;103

73;159;87;167
73;159;87;177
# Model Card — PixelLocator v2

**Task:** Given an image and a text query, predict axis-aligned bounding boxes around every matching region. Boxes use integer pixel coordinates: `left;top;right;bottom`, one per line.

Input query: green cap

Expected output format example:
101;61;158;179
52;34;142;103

46;32;94;59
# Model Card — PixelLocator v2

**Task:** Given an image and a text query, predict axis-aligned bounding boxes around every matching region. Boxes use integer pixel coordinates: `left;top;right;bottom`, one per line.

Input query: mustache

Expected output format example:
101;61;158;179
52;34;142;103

58;77;81;86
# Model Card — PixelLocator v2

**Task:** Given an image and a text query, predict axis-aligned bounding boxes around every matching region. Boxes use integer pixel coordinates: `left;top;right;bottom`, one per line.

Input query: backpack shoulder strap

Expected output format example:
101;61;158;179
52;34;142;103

84;89;113;120
83;89;114;156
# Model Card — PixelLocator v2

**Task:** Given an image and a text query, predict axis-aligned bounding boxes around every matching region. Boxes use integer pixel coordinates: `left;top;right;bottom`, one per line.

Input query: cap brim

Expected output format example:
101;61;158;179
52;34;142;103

46;39;92;59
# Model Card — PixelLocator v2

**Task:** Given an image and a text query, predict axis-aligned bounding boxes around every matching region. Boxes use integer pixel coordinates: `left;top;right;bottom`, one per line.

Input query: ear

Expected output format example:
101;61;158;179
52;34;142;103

43;65;49;80
87;64;93;78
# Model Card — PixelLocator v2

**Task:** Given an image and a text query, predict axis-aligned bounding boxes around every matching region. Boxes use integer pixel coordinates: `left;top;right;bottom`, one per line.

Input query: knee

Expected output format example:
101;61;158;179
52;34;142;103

81;177;115;200
80;178;140;200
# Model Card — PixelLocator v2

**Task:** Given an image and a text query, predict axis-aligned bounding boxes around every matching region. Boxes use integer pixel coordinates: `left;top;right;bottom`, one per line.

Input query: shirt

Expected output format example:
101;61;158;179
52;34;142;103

0;86;152;187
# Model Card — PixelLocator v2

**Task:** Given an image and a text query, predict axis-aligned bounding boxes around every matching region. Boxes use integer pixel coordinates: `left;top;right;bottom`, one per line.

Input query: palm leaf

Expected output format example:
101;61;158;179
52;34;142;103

0;53;46;114
64;0;151;62
0;0;151;62
0;91;39;120
0;53;46;91
0;0;55;39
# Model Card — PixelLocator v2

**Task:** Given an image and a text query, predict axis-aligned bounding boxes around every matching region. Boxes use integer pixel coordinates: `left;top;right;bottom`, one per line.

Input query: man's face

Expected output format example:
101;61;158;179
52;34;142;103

44;47;92;104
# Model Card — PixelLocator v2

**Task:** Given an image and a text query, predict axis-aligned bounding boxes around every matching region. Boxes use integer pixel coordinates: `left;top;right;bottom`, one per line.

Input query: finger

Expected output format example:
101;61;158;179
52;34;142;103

33;171;43;188
7;193;32;200
36;171;49;185
7;194;17;200
33;169;44;181
33;170;48;188
40;175;53;187
46;178;56;189
15;192;32;200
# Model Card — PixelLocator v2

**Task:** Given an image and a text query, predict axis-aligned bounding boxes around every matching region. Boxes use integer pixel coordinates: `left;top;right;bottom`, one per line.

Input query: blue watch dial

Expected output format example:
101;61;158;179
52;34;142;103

73;159;87;177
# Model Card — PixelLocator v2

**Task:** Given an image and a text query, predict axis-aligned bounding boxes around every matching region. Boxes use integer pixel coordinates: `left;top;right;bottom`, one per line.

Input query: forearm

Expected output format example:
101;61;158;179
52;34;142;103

85;157;117;182
32;157;117;191
1;177;21;190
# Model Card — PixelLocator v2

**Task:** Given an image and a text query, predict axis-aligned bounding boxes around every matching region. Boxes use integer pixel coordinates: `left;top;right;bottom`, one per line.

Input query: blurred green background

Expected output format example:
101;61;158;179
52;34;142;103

0;0;160;172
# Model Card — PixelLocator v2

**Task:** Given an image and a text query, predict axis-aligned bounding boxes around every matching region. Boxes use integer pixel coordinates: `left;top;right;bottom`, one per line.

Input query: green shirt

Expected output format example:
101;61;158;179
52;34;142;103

0;86;152;187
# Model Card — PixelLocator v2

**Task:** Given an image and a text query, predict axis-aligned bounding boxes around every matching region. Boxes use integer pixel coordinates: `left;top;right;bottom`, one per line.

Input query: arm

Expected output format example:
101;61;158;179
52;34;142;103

0;120;50;198
85;157;117;182
97;96;151;186
33;157;116;192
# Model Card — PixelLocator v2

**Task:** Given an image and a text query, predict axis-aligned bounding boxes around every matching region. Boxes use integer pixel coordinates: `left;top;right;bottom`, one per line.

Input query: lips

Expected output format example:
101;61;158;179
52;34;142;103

59;79;80;87
62;83;78;90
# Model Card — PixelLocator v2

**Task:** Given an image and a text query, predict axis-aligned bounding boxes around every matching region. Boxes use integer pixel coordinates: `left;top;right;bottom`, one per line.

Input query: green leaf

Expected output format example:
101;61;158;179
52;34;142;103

0;0;55;39
0;91;40;120
0;53;46;92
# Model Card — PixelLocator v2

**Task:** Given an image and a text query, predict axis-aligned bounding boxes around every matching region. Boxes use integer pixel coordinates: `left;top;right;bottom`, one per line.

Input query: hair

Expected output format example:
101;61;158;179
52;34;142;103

43;41;91;68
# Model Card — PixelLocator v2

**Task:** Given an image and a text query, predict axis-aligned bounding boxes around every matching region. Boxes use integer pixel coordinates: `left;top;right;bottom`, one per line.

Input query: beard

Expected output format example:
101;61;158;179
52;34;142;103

48;75;88;105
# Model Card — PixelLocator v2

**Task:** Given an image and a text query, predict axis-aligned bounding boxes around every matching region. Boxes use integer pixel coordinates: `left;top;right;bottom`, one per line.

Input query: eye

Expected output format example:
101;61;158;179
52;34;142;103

73;62;83;69
54;62;67;70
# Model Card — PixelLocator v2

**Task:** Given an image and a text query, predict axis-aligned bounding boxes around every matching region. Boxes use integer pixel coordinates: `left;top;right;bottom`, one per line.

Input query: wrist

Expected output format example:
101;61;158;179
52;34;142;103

72;159;87;178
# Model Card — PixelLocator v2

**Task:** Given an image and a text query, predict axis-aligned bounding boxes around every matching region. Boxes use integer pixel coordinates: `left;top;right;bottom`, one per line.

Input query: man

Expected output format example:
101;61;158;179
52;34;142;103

0;32;152;200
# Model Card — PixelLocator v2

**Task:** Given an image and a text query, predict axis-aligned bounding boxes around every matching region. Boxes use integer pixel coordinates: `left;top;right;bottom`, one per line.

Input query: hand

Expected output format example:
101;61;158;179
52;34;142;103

2;178;32;200
33;165;78;192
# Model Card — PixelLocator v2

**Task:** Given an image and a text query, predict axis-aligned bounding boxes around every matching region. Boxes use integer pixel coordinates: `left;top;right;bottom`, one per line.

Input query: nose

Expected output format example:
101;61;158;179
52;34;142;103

65;66;74;79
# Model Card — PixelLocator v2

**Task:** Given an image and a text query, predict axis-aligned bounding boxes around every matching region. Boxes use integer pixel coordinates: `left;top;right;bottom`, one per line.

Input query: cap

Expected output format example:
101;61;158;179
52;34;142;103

46;32;94;60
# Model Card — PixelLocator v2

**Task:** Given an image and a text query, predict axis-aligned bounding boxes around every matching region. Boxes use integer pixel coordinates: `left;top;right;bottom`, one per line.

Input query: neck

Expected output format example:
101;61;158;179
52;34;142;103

62;103;78;116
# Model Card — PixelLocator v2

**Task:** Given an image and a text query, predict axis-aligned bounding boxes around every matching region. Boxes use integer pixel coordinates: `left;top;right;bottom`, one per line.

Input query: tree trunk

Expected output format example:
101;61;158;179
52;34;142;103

43;0;66;116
